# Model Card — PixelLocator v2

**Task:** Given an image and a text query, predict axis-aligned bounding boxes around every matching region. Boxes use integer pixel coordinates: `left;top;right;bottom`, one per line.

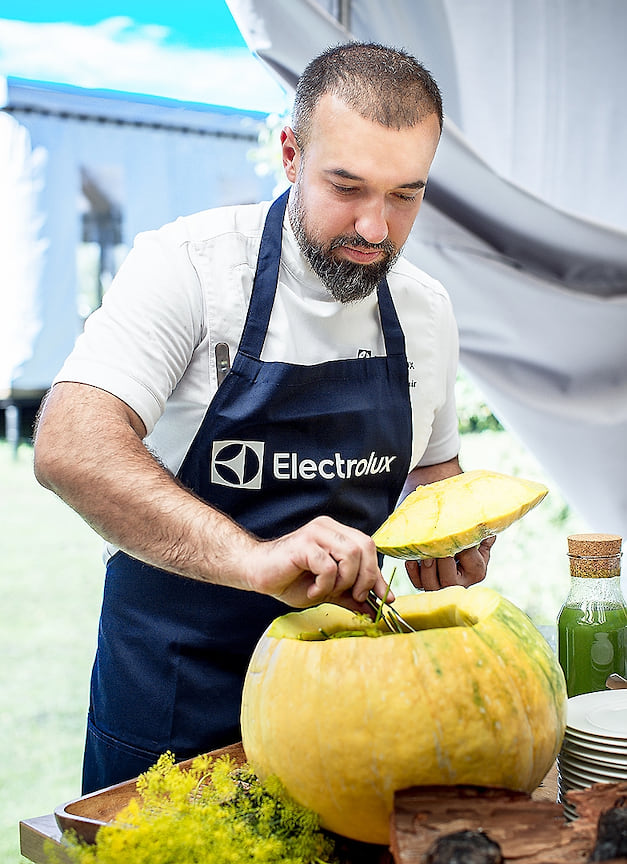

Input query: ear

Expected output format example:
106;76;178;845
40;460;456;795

280;126;301;183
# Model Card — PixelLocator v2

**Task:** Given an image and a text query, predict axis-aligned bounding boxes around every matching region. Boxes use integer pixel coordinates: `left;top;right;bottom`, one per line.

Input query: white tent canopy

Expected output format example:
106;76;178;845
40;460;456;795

227;0;627;538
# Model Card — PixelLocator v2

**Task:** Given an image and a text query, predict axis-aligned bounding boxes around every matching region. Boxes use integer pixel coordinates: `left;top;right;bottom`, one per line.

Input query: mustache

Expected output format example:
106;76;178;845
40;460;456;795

328;234;397;255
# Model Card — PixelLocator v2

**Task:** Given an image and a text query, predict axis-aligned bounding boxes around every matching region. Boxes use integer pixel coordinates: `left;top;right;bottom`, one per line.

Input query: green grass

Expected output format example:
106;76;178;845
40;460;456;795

1;440;103;864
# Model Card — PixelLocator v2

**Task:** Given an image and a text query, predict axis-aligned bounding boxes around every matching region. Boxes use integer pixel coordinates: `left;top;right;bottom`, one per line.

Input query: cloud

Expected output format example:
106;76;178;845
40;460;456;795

0;17;291;112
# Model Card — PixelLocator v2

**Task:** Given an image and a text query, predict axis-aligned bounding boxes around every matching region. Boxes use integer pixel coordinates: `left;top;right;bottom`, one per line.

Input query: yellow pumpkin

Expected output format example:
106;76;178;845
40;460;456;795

372;469;548;559
241;586;566;845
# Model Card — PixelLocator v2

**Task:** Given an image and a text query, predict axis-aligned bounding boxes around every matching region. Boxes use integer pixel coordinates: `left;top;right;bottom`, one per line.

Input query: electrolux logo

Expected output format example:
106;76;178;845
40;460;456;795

211;440;396;489
211;440;265;489
273;451;396;480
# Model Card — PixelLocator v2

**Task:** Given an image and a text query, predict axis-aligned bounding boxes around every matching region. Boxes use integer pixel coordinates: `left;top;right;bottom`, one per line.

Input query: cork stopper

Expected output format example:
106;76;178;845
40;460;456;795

568;533;622;578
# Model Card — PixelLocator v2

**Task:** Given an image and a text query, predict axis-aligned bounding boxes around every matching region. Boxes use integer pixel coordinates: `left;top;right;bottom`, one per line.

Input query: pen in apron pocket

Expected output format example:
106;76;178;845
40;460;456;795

215;342;231;385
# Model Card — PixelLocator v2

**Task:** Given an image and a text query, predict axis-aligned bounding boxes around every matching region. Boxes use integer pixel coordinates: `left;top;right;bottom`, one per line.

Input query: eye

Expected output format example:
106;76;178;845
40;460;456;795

394;191;419;203
332;183;358;195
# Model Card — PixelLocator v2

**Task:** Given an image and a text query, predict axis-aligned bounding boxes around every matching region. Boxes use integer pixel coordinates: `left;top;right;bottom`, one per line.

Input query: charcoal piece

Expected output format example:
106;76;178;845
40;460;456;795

424;829;503;864
589;805;627;861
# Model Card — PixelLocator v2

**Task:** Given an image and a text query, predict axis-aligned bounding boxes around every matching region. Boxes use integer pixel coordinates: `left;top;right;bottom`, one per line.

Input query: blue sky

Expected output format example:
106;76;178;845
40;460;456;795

0;0;247;48
0;1;290;112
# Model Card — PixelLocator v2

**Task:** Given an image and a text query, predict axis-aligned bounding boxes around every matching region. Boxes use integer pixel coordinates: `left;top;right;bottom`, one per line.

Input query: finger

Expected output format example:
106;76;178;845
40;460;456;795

479;535;496;564
347;553;390;604
454;546;489;587
315;522;380;602
405;558;438;591
437;556;466;587
309;548;369;601
405;559;422;589
305;552;342;600
333;548;367;599
417;557;441;591
376;569;396;601
365;569;395;604
306;537;373;601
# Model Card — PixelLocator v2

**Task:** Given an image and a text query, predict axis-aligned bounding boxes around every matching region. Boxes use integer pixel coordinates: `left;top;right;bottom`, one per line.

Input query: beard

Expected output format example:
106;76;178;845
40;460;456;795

289;190;400;303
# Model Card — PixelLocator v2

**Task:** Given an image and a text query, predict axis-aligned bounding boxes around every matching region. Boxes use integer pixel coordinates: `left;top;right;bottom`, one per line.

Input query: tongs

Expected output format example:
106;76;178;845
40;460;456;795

366;590;416;633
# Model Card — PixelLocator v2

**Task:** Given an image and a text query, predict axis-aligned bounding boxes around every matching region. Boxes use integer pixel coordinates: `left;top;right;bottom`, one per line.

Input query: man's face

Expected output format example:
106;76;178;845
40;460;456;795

282;93;441;302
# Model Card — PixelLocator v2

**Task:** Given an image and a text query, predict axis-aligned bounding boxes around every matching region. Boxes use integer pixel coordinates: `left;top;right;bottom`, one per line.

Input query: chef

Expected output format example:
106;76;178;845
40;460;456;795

33;41;494;793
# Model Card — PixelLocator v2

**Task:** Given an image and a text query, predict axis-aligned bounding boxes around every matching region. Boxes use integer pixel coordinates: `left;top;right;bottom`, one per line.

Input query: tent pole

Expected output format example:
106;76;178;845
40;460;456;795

337;0;351;30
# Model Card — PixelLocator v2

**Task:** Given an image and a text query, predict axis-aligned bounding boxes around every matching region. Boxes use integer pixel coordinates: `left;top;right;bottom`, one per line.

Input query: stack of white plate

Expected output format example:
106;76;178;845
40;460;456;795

557;690;627;819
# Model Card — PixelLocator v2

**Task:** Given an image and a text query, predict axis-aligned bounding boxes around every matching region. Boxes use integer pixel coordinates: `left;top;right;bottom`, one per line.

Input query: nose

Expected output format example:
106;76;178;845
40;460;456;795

354;199;389;245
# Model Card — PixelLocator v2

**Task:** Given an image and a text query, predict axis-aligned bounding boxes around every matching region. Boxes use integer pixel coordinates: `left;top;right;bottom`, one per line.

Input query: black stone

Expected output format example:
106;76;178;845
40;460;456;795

424;829;504;864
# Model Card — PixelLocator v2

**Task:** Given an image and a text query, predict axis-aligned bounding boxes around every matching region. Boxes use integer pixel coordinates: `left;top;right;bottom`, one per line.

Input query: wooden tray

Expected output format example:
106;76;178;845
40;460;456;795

53;740;389;863
54;741;246;844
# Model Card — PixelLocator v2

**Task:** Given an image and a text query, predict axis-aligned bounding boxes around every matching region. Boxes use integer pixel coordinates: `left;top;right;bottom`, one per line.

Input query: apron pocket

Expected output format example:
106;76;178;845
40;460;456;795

82;714;165;794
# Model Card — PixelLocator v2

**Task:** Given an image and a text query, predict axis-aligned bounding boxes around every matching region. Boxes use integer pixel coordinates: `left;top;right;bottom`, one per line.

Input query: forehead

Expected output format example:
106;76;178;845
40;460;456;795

305;93;440;185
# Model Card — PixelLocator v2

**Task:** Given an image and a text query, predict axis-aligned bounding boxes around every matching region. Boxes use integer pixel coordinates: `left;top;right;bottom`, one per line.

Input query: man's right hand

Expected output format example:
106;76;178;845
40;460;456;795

247;515;392;612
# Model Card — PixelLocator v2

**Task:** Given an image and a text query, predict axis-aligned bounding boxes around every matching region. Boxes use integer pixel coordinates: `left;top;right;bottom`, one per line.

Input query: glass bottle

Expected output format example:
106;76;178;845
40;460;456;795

557;534;627;697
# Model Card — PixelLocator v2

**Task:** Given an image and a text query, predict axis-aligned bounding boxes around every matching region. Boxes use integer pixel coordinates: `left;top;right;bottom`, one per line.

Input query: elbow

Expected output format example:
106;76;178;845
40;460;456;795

33;431;61;492
33;406;71;493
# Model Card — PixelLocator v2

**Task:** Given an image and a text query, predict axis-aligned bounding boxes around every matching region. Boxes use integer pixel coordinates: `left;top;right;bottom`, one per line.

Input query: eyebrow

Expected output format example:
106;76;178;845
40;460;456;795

326;167;426;189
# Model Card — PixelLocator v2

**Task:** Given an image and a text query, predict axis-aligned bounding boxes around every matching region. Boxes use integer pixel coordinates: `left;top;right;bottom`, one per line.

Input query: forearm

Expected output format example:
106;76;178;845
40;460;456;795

34;383;260;588
400;455;462;502
34;383;390;610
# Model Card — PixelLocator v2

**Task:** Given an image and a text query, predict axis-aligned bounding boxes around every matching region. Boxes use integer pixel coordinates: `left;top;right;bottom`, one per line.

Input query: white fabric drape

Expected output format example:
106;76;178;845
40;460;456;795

0;113;49;393
227;0;627;537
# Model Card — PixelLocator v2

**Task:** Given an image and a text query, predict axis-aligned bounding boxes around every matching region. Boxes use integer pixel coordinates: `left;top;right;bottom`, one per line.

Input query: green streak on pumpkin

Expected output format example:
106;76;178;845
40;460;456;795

471;679;484;710
475;599;567;740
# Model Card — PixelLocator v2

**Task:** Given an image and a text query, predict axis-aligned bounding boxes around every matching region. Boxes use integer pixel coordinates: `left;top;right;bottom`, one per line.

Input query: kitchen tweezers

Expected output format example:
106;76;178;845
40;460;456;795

366;590;416;633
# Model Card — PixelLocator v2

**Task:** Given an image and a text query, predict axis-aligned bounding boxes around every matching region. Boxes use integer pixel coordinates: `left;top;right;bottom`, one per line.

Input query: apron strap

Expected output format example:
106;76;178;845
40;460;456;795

237;190;289;358
377;279;407;358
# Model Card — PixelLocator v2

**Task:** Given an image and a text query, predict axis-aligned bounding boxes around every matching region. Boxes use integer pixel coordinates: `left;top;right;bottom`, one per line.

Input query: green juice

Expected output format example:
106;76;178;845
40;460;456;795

558;603;627;697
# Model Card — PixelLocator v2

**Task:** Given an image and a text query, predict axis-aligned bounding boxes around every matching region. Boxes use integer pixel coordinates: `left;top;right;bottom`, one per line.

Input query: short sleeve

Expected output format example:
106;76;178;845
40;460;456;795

54;224;204;435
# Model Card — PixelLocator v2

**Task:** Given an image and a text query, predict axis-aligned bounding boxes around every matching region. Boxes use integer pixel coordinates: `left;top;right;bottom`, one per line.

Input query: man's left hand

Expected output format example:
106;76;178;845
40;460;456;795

405;535;496;591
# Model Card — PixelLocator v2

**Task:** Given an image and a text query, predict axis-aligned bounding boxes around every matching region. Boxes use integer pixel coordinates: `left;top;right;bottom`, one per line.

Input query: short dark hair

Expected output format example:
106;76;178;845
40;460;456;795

292;41;443;148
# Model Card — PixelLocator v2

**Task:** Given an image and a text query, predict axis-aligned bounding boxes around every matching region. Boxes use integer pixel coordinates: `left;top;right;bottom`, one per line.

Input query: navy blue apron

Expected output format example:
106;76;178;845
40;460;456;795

82;190;413;793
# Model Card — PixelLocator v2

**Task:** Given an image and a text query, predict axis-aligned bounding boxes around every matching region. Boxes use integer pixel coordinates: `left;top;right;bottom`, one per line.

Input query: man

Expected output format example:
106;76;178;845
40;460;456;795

34;42;493;793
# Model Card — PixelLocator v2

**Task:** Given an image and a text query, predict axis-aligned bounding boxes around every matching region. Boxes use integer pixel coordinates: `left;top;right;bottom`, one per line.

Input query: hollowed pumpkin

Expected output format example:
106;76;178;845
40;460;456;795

241;586;566;845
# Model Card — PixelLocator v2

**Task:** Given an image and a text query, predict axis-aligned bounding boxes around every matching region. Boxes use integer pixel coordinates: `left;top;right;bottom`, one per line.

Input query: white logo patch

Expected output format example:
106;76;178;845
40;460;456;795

211;440;265;489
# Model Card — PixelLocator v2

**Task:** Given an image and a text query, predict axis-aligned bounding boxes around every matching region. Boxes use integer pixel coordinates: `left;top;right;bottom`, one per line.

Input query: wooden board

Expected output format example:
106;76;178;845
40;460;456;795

50;740;389;864
54;741;246;844
390;779;627;864
20;815;73;864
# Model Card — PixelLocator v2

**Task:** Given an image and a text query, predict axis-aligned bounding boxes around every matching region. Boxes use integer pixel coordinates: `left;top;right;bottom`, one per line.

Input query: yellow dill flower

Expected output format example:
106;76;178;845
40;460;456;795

48;754;339;864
